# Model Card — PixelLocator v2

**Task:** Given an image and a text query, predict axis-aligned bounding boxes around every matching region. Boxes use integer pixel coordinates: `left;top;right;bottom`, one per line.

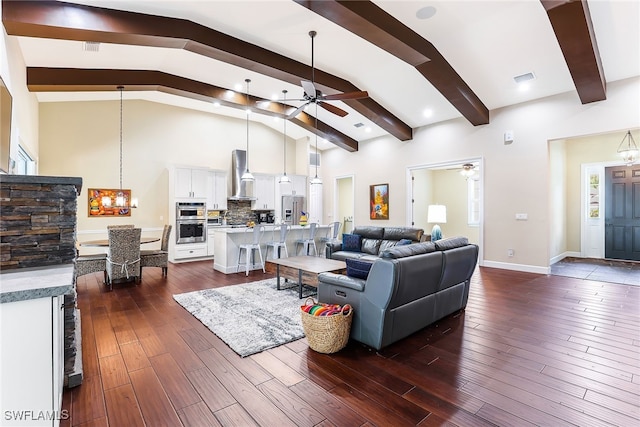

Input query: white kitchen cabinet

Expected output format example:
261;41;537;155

175;167;209;199
284;174;306;198
207;170;228;211
173;242;208;260
207;227;216;256
252;173;276;210
1;294;65;427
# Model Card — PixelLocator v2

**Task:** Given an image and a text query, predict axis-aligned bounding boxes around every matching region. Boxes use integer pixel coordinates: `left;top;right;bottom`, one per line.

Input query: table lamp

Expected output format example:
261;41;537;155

427;204;447;241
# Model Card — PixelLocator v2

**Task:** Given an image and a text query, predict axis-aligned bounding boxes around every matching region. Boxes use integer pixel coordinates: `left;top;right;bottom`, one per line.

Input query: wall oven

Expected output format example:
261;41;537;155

176;202;206;244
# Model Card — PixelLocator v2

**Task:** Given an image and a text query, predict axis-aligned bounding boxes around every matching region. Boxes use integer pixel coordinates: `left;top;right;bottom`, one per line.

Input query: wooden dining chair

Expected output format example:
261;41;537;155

105;227;141;290
140;224;172;278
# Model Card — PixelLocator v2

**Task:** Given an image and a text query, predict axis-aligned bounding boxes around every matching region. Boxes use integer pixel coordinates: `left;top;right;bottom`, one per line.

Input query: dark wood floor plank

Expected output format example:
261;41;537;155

65;261;639;426
251;350;305;386
103;383;145;427
185;367;237;412
256;378;326;426
198;347;298;426
289;379;367;427
70;374;106;426
98;353;129;390
128;366;183;427
177;401;223;427
214;403;259;426
149;352;203;410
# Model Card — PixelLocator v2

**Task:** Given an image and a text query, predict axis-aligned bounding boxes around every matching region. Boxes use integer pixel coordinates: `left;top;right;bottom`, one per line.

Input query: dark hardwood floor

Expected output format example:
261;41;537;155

62;260;640;426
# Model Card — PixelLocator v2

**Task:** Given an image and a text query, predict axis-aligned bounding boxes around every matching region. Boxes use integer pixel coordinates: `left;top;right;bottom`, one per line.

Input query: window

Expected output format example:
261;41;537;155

14;144;35;175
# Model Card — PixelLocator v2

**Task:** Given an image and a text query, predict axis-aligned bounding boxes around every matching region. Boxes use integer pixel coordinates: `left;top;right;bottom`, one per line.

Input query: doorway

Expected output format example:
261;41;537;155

334;175;354;237
605;164;640;261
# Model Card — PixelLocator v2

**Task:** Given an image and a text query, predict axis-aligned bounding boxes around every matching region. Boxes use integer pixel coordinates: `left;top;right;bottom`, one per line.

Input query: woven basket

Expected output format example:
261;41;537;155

301;298;353;354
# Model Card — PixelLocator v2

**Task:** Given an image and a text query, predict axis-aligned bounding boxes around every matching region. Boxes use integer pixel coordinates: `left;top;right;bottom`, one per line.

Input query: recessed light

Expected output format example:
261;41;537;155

365;127;372;133
416;6;437;20
212;101;221;107
423;109;433;118
234;83;243;91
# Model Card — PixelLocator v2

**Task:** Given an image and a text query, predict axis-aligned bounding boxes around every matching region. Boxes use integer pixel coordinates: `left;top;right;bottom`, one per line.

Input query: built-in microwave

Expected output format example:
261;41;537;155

176;202;206;220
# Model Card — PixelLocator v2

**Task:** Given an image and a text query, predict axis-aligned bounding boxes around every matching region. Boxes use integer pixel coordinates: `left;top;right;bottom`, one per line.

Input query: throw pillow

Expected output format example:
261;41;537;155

345;258;373;279
396;239;413;246
342;233;362;252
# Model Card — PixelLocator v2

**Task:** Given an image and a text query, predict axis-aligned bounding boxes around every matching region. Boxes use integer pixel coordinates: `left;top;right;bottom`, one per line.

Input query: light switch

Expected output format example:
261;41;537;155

515;213;528;220
504;130;514;144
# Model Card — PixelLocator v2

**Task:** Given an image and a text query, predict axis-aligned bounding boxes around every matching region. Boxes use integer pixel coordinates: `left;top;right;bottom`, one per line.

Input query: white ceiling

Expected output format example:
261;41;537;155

10;0;640;150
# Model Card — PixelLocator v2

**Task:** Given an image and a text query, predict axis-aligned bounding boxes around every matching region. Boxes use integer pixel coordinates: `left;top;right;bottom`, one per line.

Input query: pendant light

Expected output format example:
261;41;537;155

279;89;292;184
241;78;255;183
103;86;137;209
617;130;639;166
310;102;322;186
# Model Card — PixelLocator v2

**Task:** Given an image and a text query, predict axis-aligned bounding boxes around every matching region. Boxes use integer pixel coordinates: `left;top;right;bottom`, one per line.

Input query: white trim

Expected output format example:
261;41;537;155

550;251;581;265
483;260;549;275
333;173;355;232
406;157;485;267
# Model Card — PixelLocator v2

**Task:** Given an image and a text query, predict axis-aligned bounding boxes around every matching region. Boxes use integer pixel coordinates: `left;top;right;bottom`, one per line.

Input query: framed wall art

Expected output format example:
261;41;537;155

88;188;132;216
370;183;389;220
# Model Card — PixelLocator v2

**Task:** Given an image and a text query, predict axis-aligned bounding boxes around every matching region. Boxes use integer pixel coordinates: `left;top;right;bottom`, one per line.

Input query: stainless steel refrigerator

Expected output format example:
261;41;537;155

282;195;306;225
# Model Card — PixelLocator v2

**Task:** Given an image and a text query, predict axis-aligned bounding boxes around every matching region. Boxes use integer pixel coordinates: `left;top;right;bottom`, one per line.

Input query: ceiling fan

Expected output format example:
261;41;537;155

285;30;369;120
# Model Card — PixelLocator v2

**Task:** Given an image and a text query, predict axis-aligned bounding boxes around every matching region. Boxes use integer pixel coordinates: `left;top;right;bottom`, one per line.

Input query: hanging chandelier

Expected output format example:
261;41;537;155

616;130;639;166
241;78;255;183
279;89;291;184
102;86;137;209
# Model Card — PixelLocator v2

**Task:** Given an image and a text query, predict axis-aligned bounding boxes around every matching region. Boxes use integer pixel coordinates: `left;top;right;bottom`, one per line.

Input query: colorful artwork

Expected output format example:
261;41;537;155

370;183;389;220
88;188;132;217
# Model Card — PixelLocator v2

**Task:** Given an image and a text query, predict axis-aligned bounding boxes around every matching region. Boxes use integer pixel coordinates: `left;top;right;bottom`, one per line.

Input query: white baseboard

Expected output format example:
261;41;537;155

482;260;549;275
549;251;581;265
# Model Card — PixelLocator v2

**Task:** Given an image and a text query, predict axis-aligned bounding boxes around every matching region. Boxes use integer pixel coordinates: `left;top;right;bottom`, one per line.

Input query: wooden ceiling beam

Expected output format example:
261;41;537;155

295;0;490;126
2;0;409;143
540;0;606;103
26;67;359;152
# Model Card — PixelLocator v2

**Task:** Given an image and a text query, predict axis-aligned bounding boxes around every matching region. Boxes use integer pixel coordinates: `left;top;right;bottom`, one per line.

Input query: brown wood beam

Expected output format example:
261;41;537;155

2;0;408;143
295;0;490;126
540;0;606;103
27;67;358;152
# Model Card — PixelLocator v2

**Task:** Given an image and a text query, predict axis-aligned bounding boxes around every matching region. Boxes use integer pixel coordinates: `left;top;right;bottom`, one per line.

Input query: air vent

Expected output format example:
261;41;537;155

513;72;535;84
83;42;100;52
354;122;365;128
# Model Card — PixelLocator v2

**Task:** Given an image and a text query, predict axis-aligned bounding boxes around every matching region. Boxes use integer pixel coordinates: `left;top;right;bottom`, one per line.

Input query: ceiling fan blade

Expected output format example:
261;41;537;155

320;90;369;101
301;80;317;98
318;101;348;117
286;102;309;119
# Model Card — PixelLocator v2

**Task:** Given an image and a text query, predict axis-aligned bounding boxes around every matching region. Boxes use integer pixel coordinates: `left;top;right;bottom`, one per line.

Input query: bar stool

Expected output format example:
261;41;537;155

265;224;290;260
294;222;319;256
237;225;266;276
319;221;342;257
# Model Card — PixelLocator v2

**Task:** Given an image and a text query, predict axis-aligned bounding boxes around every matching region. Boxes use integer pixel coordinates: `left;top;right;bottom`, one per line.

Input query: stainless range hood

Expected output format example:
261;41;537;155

229;149;256;201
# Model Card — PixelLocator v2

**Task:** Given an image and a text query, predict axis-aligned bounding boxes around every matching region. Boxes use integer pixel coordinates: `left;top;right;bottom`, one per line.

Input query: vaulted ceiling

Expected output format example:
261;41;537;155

2;0;638;151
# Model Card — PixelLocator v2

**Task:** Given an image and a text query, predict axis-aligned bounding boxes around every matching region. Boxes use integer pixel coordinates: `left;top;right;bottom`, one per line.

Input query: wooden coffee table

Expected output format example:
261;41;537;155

267;256;347;299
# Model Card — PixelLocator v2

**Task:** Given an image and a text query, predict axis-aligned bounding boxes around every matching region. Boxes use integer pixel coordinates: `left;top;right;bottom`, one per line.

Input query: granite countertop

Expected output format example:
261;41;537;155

215;224;329;233
0;264;75;303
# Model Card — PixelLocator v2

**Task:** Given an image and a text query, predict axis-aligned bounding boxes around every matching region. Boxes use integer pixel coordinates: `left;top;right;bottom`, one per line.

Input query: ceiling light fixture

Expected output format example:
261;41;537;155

460;163;477;179
617;130;639;165
241;79;255;183
103;86;137;209
310;102;322;187
279;89;291;185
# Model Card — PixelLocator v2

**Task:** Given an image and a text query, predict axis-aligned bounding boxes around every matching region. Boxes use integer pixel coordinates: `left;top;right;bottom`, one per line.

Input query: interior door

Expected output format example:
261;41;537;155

604;165;640;260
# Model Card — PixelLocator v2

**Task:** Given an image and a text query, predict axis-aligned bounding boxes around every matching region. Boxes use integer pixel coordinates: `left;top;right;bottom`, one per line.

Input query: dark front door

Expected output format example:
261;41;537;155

604;165;640;261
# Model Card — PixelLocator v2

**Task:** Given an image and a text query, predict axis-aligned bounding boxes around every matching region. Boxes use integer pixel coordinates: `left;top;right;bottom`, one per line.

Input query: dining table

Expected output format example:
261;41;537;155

79;237;160;247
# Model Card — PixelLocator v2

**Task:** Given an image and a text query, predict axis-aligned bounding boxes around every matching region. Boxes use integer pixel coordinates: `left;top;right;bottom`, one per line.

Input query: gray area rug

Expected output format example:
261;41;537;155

173;278;313;357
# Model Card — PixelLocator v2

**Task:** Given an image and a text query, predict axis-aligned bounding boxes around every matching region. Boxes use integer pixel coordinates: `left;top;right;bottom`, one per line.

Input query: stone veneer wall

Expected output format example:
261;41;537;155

0;175;82;269
0;174;83;387
225;199;261;225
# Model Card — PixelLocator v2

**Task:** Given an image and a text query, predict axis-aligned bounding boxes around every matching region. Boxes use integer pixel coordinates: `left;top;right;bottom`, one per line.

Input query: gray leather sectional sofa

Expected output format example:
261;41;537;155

318;236;479;350
325;226;425;260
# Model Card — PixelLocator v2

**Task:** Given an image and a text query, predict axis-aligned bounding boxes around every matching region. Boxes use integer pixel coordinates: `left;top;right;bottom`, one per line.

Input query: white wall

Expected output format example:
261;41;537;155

38;100;297;233
323;77;640;272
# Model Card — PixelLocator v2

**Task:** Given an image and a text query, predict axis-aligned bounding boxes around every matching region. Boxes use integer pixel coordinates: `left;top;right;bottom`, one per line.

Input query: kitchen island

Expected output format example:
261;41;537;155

213;225;330;274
